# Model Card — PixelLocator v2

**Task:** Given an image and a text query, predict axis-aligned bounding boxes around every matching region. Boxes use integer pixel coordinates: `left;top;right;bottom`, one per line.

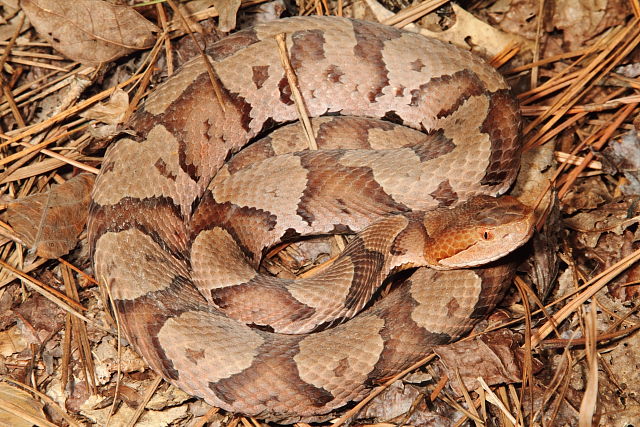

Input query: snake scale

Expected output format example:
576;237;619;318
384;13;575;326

88;16;534;421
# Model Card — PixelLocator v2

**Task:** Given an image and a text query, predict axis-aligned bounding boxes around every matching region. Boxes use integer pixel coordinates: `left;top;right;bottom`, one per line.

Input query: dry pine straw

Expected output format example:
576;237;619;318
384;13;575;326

0;1;639;426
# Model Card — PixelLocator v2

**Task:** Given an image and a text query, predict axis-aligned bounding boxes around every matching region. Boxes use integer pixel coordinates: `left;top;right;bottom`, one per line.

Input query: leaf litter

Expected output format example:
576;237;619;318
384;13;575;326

0;0;639;425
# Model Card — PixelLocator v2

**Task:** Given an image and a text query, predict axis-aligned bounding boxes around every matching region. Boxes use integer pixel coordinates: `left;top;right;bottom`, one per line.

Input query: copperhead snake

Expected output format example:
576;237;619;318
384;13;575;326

88;16;534;421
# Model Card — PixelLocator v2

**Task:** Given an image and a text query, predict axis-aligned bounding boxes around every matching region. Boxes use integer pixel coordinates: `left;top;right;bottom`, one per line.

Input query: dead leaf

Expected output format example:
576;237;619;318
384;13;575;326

511;139;555;208
360;381;421;420
421;4;533;58
434;330;524;395
0;382;47;427
6;173;95;258
565;203;639;248
238;0;286;27
81;88;129;125
179;0;241;32
552;0;630;49
528;201;561;299
211;0;241;32
13;291;65;343
365;0;532;58
147;384;191;410
487;0;540;41
22;0;159;65
603;131;640;196
0;10;23;42
562;179;611;215
79;392;189;426
0;325;27;357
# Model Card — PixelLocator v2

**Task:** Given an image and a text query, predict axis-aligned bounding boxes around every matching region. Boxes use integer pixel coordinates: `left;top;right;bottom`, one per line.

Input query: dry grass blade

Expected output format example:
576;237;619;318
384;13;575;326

489;41;520;68
156;2;174;77
0;72;143;146
530;0;545;87
0;258;111;332
165;0;226;112
0;64;82;123
1;378;83;427
0;14;26;128
275;33;317;150
57;257;99;286
123;31;167;123
513;278;534;423
578;302;598;426
191;406;221;427
530;248;640;347
454;367;481;422
0;258;85;311
383;0;447;27
525;19;640;147
557;102;638;199
60;303;72;396
0;124;88;168
476;377;517;425
0;15;24;72
440;392;484;425
554;152;602;169
497;387;515;427
507;46;591;74
125;374;163;427
104;281;123;426
62;264;97;394
0;399;57;427
331;354;436;427
508;385;524;427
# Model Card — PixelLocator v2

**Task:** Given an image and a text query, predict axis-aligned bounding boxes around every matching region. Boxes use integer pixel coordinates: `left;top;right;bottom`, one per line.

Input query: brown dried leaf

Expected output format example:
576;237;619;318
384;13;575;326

434;330;523;395
366;0;532;57
360;380;459;424
80;87;129;125
0;383;47;427
0;10;23;42
13;291;65;343
238;0;286;27
0;325;27;357
360;381;421;420
179;0;241;32
511;135;555;208
486;0;539;41
418;4;532;58
565;203;639;248
603;131;640;196
7;174;95;258
22;0;159;65
552;0;630;49
211;0;241;32
528;201;561;299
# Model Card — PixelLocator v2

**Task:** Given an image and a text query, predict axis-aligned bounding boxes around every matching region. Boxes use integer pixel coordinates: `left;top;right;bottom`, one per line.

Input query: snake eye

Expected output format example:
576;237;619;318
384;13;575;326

481;230;493;240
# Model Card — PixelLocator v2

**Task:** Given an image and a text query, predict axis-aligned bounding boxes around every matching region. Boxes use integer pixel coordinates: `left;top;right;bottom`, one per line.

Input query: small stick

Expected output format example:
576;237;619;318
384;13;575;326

166;0;226;112
274;33;317;150
331;354;436;426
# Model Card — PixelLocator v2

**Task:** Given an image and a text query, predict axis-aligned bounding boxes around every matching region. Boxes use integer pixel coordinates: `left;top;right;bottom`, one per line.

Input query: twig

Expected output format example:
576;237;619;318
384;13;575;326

165;0;226;112
274;33;317;150
331;354;436;427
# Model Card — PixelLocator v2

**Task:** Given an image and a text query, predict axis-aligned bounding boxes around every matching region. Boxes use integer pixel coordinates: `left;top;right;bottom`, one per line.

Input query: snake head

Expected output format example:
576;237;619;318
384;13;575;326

423;195;535;269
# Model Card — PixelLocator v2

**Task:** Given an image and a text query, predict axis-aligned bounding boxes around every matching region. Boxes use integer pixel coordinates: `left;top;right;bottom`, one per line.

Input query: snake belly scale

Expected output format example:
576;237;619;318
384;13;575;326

88;16;532;421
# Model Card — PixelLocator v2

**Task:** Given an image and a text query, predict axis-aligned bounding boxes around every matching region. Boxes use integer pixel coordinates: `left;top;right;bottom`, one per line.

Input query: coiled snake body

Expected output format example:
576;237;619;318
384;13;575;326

88;16;533;421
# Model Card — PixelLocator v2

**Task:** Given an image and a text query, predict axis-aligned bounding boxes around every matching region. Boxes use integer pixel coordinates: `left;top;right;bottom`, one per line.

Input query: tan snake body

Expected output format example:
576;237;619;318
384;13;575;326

88;16;532;421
